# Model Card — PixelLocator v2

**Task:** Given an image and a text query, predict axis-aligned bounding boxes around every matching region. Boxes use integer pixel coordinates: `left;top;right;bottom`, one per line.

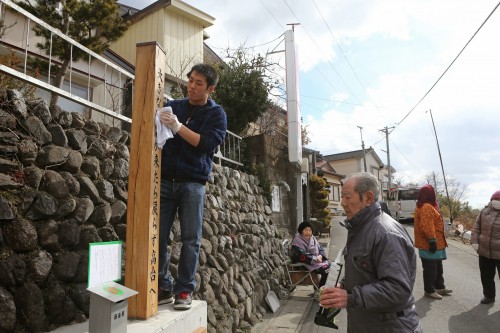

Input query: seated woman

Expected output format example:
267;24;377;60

290;221;330;287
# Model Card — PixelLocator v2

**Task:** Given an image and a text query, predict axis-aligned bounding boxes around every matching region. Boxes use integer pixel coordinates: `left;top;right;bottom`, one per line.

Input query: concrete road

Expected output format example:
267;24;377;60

299;218;500;333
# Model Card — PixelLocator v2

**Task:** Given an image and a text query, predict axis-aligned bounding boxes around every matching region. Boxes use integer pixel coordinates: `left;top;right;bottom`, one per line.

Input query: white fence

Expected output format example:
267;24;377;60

0;0;242;166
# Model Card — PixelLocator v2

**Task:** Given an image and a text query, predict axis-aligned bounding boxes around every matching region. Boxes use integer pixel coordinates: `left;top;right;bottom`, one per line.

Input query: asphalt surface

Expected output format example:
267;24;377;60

253;217;500;333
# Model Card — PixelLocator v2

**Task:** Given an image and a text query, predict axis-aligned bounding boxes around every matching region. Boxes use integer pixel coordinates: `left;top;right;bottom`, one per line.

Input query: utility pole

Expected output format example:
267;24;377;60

287;22;300;31
357;126;367;172
428;109;453;223
379;126;394;194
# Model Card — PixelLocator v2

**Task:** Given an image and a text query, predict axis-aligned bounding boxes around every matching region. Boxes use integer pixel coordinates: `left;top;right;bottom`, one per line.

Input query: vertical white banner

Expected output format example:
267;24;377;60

271;185;281;212
285;29;302;166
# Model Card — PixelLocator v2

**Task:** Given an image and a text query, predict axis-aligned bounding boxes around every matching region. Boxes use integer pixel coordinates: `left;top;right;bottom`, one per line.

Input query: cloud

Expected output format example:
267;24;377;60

119;0;500;208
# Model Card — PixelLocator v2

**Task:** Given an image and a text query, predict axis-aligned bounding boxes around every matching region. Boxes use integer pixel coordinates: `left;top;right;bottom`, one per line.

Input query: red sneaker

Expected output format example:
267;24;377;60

174;292;192;310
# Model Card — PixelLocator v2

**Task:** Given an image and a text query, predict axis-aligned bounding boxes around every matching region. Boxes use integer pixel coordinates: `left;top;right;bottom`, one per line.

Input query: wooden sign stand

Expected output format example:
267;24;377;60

125;42;166;319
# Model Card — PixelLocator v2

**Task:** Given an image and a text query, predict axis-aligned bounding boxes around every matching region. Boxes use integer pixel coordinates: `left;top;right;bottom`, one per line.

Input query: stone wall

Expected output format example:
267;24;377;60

0;89;291;333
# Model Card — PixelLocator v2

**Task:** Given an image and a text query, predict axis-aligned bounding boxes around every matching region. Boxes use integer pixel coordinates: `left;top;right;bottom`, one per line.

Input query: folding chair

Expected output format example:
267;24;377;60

280;239;321;300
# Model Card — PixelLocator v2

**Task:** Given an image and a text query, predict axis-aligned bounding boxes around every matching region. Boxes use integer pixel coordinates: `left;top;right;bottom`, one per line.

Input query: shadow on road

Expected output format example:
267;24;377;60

448;302;499;333
414;296;432;319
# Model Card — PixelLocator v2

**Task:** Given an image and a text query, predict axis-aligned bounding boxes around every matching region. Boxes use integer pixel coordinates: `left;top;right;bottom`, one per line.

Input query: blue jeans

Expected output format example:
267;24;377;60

158;180;205;294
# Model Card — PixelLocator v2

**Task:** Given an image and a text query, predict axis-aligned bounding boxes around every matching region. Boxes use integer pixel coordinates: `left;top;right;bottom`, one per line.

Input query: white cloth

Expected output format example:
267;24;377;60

155;107;174;148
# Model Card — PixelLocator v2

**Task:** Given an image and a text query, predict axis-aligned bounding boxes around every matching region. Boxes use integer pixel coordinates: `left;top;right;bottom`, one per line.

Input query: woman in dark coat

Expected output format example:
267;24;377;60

471;190;500;304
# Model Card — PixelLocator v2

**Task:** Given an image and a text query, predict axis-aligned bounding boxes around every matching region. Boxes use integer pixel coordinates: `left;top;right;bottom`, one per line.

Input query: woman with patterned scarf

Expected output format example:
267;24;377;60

290;221;330;287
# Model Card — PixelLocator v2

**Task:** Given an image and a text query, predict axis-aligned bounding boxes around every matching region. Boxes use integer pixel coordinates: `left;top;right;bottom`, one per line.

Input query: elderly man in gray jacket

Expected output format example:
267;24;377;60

320;173;422;332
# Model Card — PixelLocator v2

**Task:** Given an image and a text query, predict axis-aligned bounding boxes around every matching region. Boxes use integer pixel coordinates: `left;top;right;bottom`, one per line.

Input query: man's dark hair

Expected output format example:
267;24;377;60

187;63;219;88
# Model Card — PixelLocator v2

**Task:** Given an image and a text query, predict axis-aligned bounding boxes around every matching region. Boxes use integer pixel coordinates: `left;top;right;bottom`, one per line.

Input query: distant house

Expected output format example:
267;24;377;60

244;103;287;138
380;164;397;193
323;147;393;200
316;159;345;215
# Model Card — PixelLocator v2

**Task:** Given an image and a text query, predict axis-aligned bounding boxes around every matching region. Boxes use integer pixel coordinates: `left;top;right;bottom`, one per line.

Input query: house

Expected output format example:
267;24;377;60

380;164;397;194
0;0;134;120
315;159;345;215
0;0;216;126
111;0;215;96
244;102;288;138
323;147;393;200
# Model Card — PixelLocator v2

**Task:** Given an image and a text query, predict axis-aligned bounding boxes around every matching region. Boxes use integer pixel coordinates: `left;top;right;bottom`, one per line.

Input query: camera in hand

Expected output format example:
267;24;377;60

315;306;342;329
314;250;344;329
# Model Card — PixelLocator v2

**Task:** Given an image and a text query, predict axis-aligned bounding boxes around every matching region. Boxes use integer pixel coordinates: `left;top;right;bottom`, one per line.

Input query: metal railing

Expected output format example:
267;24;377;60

0;0;133;123
0;0;242;166
215;130;243;166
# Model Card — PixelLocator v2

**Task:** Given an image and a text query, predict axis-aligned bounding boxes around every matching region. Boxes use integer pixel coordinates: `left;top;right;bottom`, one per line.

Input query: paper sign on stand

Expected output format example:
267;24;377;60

88;241;122;288
87;241;138;333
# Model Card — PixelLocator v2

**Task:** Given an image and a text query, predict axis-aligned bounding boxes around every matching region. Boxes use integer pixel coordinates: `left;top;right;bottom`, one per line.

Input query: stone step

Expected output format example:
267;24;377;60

51;300;207;333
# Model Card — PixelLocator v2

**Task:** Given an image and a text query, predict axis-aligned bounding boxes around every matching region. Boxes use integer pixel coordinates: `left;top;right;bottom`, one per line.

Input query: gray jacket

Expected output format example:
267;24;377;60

341;203;421;333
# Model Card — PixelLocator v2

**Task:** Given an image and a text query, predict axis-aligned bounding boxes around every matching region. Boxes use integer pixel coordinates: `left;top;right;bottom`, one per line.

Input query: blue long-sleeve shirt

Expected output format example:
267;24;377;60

161;98;227;184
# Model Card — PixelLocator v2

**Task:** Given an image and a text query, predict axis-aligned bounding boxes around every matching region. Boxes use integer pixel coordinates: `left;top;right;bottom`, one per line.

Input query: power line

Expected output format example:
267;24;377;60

207;1;285;53
299;99;328;113
280;0;340;95
257;0;285;31
394;0;500;129
282;0;364;105
207;33;285;52
388;137;421;170
301;94;365;107
311;0;372;100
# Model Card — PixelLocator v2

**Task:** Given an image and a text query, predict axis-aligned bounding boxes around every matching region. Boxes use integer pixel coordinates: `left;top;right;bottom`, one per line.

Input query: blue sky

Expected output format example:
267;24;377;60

119;0;500;209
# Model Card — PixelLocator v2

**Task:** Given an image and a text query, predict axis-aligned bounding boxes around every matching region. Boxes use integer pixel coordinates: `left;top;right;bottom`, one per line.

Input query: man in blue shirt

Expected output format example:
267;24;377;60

157;63;227;310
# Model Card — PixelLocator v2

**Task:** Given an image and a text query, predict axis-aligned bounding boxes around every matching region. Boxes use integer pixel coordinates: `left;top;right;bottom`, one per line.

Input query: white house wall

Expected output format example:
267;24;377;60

163;10;204;79
110;8;204;80
110;10;165;67
330;158;361;176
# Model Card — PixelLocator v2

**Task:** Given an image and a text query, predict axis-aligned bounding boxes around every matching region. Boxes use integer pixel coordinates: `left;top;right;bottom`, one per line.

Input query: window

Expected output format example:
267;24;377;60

399;189;419;201
34;78;90;113
333;185;340;202
58;81;90;113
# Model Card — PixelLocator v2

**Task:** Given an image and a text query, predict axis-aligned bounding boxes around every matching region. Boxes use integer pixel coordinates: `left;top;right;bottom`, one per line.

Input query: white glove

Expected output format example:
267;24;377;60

472;244;479;252
164;113;182;134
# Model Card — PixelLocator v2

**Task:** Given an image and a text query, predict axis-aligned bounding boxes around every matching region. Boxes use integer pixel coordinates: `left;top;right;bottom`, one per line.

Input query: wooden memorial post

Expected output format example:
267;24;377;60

125;42;165;319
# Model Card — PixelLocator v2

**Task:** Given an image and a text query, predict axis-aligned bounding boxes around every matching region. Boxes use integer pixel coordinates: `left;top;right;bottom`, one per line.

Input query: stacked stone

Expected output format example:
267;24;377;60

0;89;130;332
194;165;289;333
0;89;289;333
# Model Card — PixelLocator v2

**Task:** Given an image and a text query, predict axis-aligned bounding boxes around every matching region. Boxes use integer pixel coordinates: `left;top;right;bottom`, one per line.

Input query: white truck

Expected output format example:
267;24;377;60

387;187;419;222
